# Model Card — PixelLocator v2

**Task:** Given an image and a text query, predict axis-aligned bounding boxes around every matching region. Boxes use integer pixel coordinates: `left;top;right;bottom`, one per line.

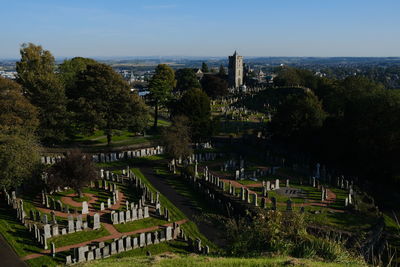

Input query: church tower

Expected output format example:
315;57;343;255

228;51;244;88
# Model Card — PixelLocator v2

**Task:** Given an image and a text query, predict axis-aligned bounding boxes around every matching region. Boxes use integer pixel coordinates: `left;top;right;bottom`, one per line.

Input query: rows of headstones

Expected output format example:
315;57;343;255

41;146;165;165
183;165;296;215
2;189;101;250
64;223;201;265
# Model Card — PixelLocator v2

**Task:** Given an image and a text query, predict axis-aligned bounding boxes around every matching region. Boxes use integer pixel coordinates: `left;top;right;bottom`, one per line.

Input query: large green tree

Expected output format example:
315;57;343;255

271;91;326;141
162;115;192;161
148;64;175;128
0;76;41;190
0;134;40;190
16;43;68;144
172;88;214;142
201;74;229;98
0;77;39;135
74;63;148;145
175;68;200;93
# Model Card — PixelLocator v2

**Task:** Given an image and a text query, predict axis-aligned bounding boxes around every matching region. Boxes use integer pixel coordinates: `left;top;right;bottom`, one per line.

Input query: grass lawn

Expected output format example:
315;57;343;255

79;254;366;267
48;224;110;247
113;217;169;233
0;202;60;267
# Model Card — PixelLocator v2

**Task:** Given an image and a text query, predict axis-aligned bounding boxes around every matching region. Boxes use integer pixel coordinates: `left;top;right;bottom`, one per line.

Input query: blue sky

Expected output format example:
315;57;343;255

1;0;400;58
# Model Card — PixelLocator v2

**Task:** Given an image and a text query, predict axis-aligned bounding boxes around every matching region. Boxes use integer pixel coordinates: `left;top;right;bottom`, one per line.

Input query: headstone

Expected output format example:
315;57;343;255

117;238;125;253
139;233;146;247
110;241;117;255
146;232;152;245
166;226;173;241
93;213;100;230
43;224;51;238
119;211;125;224
82;201;89;215
125;236;132;250
67;215;75;233
94;248;101;259
100;202;105;211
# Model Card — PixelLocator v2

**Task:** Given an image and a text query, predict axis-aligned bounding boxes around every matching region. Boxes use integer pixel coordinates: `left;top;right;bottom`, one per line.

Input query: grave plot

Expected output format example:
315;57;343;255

172;147;383;235
2;162;213;266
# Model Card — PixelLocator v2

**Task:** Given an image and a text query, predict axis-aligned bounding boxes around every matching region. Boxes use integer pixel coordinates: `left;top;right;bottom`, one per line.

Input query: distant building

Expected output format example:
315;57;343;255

228;51;243;88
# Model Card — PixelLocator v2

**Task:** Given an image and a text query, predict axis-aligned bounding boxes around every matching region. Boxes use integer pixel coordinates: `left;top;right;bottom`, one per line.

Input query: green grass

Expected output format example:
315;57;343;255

114;217;169;233
0;202;60;267
79;254;366;267
48;224;110;247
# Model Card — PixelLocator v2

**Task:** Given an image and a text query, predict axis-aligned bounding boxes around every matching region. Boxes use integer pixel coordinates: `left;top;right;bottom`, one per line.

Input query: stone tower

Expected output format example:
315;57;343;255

228;51;244;88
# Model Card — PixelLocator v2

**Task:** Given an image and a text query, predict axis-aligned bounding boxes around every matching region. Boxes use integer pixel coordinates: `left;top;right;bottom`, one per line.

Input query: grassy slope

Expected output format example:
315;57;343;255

79;254;366;267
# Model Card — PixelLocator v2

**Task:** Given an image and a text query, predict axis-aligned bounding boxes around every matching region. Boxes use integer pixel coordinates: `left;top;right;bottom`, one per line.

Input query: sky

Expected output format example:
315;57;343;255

1;0;400;58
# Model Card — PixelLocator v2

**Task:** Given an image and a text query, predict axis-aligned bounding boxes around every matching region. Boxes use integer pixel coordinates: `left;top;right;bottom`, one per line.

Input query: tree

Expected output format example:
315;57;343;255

218;64;226;77
0;134;40;190
201;62;209;73
201;74;228;98
175;68;201;93
127;93;150;134
59;57;98;100
271;91;326;141
148;64;175;128
162;116;192;161
74;63;148;145
47;150;97;197
0;77;39;135
172;88;213;142
16;43;68;144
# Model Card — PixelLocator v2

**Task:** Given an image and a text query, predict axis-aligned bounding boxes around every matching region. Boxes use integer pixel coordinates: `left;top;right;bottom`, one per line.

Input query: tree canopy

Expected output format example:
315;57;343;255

148;64;175;128
172;88;213;142
47;149;97;197
201;74;229;98
175;68;201;93
161;115;193;160
74;63;148;144
0;134;40;190
0;77;39;135
16;43;68;144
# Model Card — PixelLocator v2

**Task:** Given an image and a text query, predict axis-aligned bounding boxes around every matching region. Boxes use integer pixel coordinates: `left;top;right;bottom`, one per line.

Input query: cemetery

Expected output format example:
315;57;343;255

1;46;399;267
1;95;398;267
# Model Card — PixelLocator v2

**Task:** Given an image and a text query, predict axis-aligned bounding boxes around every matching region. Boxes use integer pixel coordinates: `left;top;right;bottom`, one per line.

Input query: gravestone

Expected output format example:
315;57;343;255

82;201;89;215
100;202;105;211
67;215;75;233
110;241;117;255
166;226;173;241
144;206;149;218
139;233;146;247
125;236;132;250
93;213;100;230
132;208;137;220
117;239;125;253
102;245;110;258
43;224;51;238
119;211;125;224
94;248;101;260
146;232;152;245
133;237;138;248
107;198;111;208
